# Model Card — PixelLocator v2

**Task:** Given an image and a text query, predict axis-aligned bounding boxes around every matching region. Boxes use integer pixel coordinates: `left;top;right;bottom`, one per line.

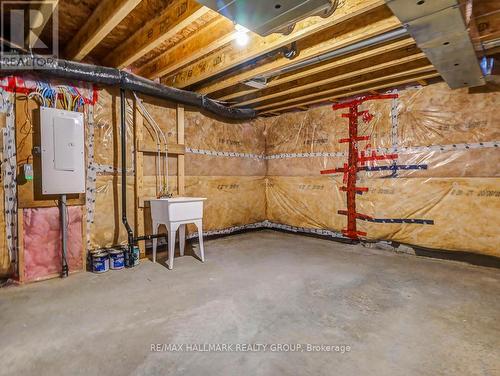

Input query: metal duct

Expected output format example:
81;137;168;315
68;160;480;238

0;57;256;120
385;0;485;89
253;28;408;83
198;0;337;36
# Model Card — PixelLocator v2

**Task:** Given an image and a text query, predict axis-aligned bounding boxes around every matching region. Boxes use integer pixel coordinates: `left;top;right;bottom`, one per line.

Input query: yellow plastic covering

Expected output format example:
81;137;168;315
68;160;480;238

184;109;267;234
265;83;500;256
88;82;500;258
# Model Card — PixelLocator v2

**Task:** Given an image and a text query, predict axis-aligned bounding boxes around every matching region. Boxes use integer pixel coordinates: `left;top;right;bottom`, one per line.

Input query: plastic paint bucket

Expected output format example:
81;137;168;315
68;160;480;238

109;248;125;270
91;250;109;273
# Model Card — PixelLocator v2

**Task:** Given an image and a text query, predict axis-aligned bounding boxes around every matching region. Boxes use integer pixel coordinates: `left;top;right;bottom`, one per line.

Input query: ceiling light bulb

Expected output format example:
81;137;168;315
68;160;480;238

235;30;249;46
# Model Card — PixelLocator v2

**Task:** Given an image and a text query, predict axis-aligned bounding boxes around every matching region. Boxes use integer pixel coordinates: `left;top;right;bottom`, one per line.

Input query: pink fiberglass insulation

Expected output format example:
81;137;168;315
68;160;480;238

23;207;83;282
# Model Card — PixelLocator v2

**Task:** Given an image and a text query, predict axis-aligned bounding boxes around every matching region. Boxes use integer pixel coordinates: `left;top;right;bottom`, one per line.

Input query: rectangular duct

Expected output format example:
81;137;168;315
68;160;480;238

198;0;335;36
385;0;485;89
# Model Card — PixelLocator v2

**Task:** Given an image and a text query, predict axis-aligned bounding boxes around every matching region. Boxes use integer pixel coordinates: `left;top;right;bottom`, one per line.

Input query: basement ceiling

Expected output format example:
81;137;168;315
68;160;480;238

18;0;500;115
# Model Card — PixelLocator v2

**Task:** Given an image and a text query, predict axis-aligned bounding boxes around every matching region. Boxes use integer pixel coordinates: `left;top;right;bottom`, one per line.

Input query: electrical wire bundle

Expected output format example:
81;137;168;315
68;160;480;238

27;80;57;107
24;81;87;111
132;92;171;198
57;85;85;111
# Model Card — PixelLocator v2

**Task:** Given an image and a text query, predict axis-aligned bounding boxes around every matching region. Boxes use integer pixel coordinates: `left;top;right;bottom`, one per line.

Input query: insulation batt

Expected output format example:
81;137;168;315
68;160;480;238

23;207;83;282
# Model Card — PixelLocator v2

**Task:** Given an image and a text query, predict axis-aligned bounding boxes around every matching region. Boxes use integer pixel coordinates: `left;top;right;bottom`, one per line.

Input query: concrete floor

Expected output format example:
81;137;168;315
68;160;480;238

0;230;499;376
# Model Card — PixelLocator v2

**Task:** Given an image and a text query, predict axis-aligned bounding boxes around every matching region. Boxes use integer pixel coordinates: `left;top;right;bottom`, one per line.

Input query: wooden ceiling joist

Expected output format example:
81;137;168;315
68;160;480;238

104;0;209;69
260;71;440;115
64;0;142;61
29;0;59;45
232;52;426;108
136;16;236;79
195;7;401;97
218;37;415;102
161;0;388;89
256;64;436;112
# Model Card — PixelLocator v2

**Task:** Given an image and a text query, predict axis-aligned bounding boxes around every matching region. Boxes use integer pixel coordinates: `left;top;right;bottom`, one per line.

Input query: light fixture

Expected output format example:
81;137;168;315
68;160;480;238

235;24;249;47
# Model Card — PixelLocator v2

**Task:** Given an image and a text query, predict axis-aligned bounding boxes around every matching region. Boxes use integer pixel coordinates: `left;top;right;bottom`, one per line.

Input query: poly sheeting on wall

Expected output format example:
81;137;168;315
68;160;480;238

48;81;500;260
265;82;500;256
266;176;500;256
88;95;268;248
23;207;83;282
183;109;267;236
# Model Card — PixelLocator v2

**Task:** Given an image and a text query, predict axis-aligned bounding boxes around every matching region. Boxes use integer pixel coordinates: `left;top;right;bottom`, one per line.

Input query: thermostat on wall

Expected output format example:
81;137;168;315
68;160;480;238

40;107;85;195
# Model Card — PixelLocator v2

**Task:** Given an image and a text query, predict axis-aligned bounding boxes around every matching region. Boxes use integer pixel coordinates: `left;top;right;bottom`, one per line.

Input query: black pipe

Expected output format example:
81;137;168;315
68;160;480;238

1;56;256;120
135;233;167;242
120;89;135;267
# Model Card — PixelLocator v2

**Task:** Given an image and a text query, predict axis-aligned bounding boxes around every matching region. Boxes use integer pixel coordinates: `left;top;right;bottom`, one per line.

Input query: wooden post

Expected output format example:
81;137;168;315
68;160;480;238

177;105;185;196
134;100;146;257
17;209;24;283
81;207;87;271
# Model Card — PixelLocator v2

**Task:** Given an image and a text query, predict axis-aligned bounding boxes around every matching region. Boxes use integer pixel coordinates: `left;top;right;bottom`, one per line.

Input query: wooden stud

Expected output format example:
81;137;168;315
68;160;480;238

81;206;87;271
233;52;426;108
259;71;440;114
27;0;59;47
417;79;428;86
218;38;416;101
64;0;142;61
255;64;435;111
177;105;185;196
161;0;387;88
133;99;146;257
138;143;185;155
136;16;236;80
104;0;209;69
17;209;24;283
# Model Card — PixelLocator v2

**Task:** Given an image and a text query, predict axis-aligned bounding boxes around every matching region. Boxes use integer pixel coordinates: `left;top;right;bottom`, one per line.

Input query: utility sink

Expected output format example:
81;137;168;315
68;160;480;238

150;197;206;223
149;197;207;269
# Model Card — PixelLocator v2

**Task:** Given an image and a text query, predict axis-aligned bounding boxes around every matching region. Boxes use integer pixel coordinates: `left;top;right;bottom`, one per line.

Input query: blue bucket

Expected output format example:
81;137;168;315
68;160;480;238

91;250;109;273
109;248;125;270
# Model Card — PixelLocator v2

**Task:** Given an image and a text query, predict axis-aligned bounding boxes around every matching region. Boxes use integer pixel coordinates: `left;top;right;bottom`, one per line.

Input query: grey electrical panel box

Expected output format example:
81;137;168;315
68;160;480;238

40;107;85;194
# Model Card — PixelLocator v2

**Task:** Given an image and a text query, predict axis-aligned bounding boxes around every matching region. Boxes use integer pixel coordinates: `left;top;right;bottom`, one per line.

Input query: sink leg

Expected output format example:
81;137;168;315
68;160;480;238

168;223;179;269
194;220;204;262
179;224;185;256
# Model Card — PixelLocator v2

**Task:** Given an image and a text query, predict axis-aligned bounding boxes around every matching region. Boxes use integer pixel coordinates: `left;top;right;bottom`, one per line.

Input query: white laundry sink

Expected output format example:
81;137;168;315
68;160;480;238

150;197;206;223
149;197;207;269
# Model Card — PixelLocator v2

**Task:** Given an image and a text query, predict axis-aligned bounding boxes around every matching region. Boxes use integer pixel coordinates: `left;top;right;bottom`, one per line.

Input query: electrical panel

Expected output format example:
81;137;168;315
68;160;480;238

40;107;85;194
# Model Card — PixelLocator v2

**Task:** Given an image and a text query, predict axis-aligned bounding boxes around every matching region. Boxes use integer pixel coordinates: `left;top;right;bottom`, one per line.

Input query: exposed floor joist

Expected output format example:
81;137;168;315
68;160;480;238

255;64;435;111
256;64;436;111
28;0;59;47
260;71;440;114
195;7;401;98
218;37;416;102
161;0;388;89
103;0;210;69
64;0;142;61
233;52;426;108
136;16;236;79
